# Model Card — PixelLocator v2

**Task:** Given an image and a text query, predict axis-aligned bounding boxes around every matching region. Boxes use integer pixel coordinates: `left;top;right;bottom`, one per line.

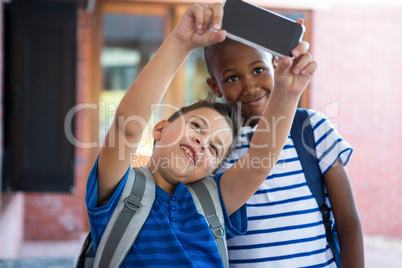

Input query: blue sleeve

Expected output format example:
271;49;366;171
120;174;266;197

85;156;131;252
213;172;248;240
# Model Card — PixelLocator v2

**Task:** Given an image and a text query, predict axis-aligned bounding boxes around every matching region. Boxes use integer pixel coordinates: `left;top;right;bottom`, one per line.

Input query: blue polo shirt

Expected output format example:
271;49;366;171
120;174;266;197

86;159;247;267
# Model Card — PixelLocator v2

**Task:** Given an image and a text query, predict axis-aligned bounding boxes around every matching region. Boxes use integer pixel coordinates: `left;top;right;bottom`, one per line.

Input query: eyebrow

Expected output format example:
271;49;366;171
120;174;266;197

192;115;209;127
222;60;265;77
249;60;265;67
191;115;225;157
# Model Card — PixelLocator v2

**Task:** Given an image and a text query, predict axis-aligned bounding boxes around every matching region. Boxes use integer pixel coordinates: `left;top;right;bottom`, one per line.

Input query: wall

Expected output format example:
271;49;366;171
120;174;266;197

311;4;402;238
0;0;3;183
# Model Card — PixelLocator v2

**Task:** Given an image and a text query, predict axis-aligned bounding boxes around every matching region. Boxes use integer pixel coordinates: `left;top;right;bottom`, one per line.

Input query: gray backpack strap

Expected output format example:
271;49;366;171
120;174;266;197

94;166;155;268
187;178;228;268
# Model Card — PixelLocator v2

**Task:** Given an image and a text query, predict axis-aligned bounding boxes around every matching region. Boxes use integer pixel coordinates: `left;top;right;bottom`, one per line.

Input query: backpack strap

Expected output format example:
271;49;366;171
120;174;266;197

94;166;155;268
291;108;340;267
187;178;228;268
291;109;325;204
76;232;94;268
83;168;228;267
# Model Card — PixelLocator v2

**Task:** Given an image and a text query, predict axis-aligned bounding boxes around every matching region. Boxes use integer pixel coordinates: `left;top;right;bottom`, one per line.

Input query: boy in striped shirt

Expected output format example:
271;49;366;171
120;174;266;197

204;35;364;267
86;3;316;267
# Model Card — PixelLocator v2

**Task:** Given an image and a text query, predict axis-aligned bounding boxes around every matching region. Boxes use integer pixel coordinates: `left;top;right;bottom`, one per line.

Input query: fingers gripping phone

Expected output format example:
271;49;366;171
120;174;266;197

222;0;305;58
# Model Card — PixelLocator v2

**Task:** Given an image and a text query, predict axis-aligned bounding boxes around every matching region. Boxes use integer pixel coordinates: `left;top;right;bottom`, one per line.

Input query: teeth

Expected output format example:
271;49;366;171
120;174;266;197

180;146;193;160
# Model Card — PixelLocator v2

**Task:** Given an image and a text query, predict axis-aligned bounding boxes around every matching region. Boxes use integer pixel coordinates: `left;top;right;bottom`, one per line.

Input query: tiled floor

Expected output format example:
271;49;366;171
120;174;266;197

364;236;402;268
0;236;84;268
0;258;75;268
0;235;401;267
17;240;84;259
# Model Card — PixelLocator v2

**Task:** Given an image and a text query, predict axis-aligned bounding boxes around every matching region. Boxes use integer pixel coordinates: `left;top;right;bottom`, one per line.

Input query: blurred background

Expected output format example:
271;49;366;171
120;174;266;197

0;0;401;267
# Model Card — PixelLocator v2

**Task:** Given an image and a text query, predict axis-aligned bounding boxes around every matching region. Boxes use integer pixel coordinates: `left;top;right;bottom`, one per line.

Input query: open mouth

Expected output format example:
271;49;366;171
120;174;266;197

180;144;197;165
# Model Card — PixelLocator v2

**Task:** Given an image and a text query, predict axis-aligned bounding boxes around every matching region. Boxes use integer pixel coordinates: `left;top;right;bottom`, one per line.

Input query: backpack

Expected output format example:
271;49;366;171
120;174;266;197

76;166;228;268
290;108;341;267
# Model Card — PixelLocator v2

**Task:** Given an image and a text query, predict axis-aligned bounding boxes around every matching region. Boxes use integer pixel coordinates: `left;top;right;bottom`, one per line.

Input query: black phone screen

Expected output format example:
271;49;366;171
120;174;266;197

222;0;305;57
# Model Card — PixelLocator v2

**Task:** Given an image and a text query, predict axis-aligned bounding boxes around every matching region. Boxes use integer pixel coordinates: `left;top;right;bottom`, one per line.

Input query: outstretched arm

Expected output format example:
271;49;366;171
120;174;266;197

97;4;226;204
221;29;318;215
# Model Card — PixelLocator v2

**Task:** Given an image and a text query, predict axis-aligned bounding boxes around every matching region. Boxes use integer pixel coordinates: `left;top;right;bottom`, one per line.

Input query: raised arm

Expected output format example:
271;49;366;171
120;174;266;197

221;34;318;215
97;4;226;204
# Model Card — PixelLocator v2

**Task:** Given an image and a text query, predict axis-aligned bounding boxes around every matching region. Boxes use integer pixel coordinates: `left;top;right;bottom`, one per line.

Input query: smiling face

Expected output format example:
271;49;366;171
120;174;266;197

206;40;275;127
149;107;233;192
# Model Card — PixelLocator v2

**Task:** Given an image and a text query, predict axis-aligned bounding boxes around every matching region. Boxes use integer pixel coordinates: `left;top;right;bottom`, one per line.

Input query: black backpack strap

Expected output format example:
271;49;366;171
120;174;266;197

188;179;228;268
291;109;340;267
76;232;94;268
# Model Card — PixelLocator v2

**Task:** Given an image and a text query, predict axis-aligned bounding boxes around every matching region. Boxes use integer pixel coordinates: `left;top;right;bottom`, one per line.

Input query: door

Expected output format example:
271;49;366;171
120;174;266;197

3;0;77;192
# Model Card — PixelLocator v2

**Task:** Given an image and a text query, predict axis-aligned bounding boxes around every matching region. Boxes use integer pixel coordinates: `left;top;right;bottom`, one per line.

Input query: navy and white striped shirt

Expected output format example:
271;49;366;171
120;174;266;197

86;159;247;267
220;109;353;267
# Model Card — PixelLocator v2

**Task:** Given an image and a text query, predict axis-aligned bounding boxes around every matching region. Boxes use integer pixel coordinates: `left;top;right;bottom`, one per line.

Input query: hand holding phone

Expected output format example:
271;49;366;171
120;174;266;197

222;0;305;58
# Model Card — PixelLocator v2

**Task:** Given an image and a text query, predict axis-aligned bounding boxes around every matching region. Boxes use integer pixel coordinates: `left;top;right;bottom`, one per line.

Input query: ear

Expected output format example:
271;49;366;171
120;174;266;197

206;77;223;98
152;120;168;141
272;56;278;69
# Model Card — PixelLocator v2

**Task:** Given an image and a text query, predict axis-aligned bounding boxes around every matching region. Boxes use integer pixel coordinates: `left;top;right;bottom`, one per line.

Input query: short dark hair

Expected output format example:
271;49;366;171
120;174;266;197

166;93;242;172
204;38;237;80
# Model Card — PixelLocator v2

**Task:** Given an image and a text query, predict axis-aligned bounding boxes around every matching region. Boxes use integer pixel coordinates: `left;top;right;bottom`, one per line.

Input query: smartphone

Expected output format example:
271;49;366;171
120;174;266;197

222;0;305;57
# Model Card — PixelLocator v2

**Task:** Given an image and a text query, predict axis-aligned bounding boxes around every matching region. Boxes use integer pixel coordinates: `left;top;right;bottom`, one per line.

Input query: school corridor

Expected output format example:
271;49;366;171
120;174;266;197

1;0;401;267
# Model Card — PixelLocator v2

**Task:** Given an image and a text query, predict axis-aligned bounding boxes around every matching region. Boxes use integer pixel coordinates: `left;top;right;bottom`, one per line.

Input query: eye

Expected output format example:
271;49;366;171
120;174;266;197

191;122;201;132
253;67;265;75
210;143;218;155
227;75;238;83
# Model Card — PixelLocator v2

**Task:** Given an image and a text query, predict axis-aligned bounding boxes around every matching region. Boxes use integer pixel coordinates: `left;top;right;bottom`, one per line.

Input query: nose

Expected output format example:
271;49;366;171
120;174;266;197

241;76;259;96
193;135;207;151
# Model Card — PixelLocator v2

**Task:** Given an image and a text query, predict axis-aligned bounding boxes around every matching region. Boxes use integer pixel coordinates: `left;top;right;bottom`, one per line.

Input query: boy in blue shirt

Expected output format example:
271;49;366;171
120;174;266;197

86;3;316;267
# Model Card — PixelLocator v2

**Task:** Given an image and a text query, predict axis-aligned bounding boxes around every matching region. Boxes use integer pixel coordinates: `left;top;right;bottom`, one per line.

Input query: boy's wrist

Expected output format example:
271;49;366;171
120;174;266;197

167;33;194;55
272;86;303;102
